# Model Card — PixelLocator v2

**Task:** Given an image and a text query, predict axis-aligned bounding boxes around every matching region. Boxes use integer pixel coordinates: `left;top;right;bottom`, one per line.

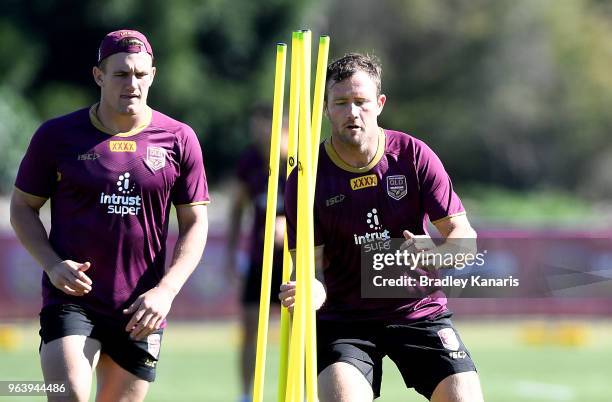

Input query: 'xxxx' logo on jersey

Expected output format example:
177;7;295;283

109;141;137;152
350;174;378;190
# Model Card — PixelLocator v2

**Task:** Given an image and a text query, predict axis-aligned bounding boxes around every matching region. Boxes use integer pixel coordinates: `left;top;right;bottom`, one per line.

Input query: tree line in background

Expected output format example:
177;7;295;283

2;0;612;200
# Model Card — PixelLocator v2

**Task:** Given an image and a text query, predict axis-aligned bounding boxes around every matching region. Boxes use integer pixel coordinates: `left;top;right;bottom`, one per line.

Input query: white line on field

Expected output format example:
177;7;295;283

515;380;575;400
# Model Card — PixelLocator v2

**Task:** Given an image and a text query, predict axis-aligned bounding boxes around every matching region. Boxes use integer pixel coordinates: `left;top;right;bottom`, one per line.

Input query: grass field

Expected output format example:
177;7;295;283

0;319;610;401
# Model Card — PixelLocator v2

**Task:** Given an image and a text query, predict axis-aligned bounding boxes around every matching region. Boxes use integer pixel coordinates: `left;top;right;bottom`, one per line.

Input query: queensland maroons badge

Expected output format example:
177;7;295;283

145;146;167;171
386;175;407;200
147;333;161;358
437;328;460;351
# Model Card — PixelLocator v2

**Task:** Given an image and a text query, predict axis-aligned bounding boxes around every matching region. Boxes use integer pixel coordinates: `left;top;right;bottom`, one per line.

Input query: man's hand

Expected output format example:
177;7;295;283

401;230;435;252
279;279;326;313
123;285;175;340
401;230;438;269
46;261;92;296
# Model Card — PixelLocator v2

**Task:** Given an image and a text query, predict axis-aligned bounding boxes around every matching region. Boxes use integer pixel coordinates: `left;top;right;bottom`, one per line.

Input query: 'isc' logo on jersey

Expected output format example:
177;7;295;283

350;174;377;190
110;141;137;152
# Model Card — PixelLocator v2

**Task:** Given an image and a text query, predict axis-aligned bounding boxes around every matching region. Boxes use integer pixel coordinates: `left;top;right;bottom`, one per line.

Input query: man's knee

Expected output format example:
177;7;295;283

95;354;150;402
318;362;373;402
431;371;483;402
40;336;100;402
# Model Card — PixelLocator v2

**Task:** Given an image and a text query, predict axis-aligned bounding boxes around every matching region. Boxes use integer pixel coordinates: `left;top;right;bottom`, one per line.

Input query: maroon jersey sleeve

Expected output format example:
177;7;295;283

415;140;464;223
15;122;58;198
171;126;210;205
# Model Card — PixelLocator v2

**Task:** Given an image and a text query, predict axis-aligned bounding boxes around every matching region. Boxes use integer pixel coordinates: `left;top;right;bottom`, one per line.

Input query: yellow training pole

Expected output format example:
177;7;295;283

310;36;330;180
304;34;329;402
285;28;310;402
278;30;302;402
253;43;287;402
284;30;305;402
300;29;317;402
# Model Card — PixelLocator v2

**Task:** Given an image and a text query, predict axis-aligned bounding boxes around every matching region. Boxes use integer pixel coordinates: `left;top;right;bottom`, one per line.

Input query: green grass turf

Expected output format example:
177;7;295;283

0;319;610;401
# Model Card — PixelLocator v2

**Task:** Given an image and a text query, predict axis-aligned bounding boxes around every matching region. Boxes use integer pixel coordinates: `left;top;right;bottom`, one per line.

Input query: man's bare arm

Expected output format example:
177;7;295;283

10;188;92;295
124;204;208;339
403;214;477;269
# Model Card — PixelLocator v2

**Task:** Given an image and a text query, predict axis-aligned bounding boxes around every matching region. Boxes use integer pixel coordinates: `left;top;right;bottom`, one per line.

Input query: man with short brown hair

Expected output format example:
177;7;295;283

281;53;484;402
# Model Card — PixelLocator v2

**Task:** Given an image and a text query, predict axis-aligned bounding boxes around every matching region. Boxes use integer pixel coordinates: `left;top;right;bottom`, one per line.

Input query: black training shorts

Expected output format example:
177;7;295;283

39;303;163;382
317;311;477;399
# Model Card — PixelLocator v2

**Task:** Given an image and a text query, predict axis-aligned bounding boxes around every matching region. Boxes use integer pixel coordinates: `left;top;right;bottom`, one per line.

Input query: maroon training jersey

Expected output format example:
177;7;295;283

15;105;209;320
285;129;465;322
236;146;285;266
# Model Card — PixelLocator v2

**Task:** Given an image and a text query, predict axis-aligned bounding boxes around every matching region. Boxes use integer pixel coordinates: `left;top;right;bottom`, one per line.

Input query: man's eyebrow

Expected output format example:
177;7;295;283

332;94;368;100
110;67;149;74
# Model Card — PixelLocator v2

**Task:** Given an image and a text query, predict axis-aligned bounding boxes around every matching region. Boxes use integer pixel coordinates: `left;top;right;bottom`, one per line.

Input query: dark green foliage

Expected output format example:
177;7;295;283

2;0;612;199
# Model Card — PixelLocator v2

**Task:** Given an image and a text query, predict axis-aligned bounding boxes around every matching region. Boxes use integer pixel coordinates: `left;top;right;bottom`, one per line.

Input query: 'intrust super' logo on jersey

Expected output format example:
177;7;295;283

353;229;390;245
115;173;135;194
99;172;141;216
354;208;390;247
350;174;377;190
109;141;137;152
367;208;382;230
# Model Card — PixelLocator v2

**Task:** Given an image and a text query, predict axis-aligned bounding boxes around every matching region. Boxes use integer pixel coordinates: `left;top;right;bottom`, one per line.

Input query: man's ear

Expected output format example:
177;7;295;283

376;94;386;116
92;66;104;88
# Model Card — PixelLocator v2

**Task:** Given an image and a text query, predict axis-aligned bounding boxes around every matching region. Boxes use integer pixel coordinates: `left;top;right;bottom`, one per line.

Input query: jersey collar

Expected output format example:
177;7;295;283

89;103;152;137
324;128;386;173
